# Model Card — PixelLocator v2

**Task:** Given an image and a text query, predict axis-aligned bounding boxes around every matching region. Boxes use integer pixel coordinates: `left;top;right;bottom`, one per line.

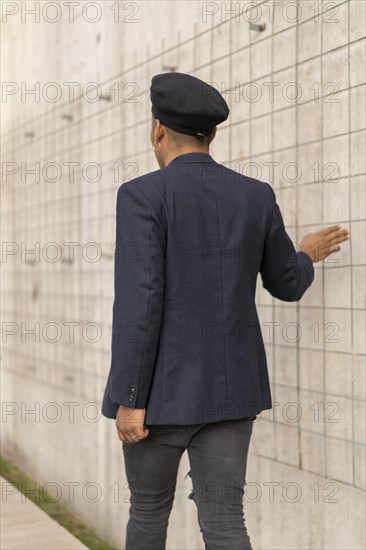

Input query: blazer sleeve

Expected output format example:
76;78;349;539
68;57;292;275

106;182;166;409
259;186;314;302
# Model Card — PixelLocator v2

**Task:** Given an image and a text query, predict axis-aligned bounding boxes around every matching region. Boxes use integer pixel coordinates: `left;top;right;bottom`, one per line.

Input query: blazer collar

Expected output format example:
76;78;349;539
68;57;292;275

166;152;215;166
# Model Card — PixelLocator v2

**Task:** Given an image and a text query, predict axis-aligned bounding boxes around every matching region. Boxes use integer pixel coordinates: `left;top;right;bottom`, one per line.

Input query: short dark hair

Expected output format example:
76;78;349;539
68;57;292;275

152;115;214;148
165;126;213;148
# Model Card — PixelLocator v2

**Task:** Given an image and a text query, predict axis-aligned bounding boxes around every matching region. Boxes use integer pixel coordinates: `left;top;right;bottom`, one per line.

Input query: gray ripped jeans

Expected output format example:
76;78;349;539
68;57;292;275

122;416;256;550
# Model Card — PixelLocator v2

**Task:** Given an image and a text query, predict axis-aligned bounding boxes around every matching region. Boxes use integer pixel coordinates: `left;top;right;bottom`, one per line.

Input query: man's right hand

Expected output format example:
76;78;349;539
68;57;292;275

115;406;150;444
299;225;350;263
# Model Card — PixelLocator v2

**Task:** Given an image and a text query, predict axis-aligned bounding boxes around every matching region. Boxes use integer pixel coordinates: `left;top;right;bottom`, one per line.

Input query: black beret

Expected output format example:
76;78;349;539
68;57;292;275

150;72;229;138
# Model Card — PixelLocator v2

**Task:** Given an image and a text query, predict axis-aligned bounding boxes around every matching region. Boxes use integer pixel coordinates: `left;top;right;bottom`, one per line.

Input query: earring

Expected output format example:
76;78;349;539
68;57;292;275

152;141;161;151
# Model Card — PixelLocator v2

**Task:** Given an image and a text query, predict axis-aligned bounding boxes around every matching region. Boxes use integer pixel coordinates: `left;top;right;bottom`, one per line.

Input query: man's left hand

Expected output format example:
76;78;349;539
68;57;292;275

115;406;149;444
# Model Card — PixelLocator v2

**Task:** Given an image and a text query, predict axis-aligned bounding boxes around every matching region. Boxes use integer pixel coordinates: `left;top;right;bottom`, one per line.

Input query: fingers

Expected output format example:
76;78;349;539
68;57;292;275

116;428;136;444
124;432;138;444
318;224;341;236
328;235;349;247
116;425;149;444
327;243;341;253
317;243;340;261
116;426;128;442
322;226;350;240
126;427;149;442
327;229;350;245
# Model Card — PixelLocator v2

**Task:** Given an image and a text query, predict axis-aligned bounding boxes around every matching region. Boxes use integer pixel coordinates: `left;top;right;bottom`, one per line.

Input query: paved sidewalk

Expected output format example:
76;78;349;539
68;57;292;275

1;475;89;549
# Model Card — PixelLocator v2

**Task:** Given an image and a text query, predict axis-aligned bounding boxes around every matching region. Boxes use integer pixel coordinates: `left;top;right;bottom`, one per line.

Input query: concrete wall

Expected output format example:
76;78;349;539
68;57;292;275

1;1;365;548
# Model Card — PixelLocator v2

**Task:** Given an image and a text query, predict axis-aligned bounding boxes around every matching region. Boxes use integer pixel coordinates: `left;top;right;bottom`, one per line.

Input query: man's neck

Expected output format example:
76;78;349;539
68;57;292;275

163;147;210;167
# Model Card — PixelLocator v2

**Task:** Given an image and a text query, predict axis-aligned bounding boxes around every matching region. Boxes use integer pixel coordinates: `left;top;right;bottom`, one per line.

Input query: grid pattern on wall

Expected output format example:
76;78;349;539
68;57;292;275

1;0;365;492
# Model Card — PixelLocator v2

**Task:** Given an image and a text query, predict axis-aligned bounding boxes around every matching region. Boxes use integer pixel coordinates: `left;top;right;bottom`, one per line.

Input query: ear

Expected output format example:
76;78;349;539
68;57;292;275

155;119;166;141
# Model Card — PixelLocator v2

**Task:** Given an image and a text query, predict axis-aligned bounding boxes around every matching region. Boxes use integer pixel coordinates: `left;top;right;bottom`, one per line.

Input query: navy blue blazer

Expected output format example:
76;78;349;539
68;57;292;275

101;152;314;424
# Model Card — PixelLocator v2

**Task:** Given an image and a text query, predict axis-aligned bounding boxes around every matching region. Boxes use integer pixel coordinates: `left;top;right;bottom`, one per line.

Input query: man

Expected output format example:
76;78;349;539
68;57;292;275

101;72;350;549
